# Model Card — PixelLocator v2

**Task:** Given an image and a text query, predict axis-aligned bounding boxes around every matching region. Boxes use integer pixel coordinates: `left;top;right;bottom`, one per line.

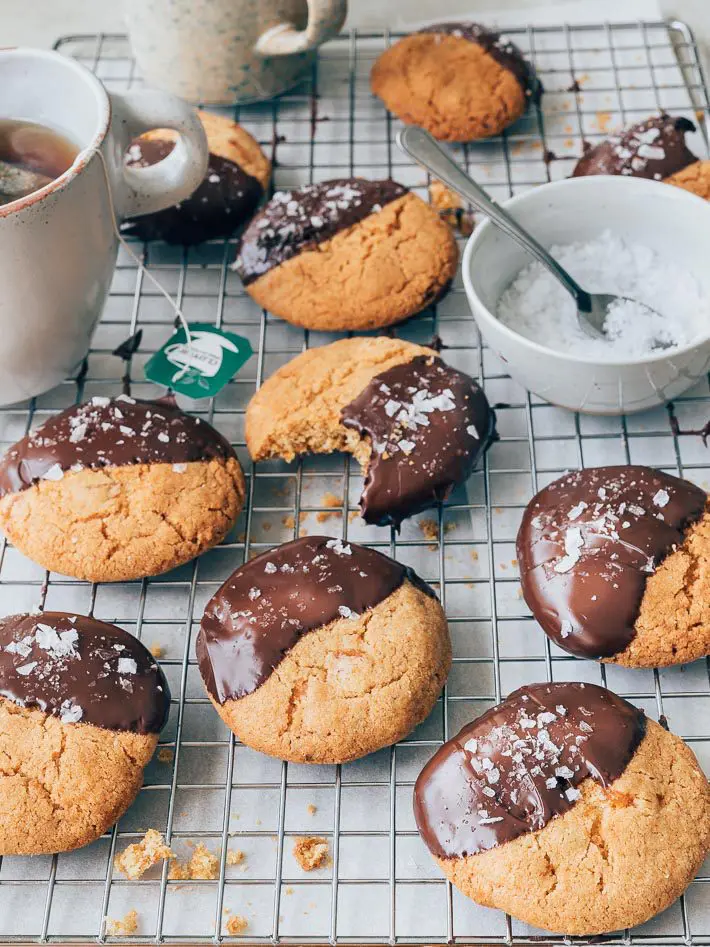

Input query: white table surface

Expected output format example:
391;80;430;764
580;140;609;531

2;0;709;73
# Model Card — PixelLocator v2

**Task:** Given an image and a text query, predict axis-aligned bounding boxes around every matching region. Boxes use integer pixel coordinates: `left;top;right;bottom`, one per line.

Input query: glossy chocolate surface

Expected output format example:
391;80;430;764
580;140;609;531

122;139;264;245
414;681;646;858
572;115;697;180
516;465;706;658
422;22;541;102
196;535;435;702
0;395;235;496
0;611;170;733
235;178;407;284
341;355;495;526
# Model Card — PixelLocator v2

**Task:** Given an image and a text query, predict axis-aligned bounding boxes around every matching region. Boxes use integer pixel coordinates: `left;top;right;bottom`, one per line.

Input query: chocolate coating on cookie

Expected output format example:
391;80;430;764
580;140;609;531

197;535;435;702
421;22;540;102
0;395;235;496
122;139;264;244
414;681;646;859
572;115;697;180
517;466;707;659
0;611;170;733
341;355;495;526
236;178;407;284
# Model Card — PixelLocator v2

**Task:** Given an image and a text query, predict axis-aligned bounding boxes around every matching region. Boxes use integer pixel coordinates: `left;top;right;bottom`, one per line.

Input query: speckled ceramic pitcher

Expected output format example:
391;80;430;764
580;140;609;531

123;0;348;105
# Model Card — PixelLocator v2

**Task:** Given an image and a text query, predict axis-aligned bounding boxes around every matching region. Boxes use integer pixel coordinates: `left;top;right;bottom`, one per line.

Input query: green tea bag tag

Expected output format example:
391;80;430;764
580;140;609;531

145;322;252;398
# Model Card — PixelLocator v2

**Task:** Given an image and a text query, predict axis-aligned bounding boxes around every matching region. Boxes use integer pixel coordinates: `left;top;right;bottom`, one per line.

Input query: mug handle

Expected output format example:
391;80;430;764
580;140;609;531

255;0;347;56
108;89;209;219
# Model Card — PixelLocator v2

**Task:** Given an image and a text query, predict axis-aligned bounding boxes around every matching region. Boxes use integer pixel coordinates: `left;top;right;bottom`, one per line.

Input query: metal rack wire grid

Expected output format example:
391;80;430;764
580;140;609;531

0;17;707;946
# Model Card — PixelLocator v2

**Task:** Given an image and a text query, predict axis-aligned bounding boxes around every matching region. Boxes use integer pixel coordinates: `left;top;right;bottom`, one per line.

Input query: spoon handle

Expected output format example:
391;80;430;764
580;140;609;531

397;126;592;312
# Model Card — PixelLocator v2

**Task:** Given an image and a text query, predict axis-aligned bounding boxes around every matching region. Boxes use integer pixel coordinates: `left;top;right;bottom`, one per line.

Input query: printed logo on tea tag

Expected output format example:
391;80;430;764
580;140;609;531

145;323;252;398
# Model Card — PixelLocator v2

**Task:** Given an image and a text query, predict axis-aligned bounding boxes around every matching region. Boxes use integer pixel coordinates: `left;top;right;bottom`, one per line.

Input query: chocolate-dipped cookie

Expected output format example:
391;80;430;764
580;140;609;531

414;682;710;935
234;178;458;331
0;395;245;582
122;110;270;245
572;114;698;182
517;465;710;666
371;23;539;142
245;337;495;526
0;611;170;854
196;536;451;763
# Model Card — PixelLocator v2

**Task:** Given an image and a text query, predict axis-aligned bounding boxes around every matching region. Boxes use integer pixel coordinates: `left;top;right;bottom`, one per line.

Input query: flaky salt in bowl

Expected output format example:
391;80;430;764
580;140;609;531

463;175;710;415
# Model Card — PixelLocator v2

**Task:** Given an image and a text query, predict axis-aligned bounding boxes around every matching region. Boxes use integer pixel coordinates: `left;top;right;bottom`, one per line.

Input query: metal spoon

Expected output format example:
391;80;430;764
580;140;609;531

397;126;669;348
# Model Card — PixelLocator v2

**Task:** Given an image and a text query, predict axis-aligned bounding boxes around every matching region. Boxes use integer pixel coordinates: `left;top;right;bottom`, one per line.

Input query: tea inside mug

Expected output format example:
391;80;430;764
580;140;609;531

0;119;79;206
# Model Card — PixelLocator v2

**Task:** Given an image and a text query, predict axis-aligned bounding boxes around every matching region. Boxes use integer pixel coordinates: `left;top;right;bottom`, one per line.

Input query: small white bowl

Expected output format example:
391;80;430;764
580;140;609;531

462;175;710;415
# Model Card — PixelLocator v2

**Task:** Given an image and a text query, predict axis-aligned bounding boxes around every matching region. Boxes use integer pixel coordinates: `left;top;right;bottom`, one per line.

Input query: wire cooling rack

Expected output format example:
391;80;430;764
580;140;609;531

0;18;708;946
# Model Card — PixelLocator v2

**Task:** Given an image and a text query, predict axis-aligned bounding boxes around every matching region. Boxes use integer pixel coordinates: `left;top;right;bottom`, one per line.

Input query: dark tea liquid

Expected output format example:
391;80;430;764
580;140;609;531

0;119;79;206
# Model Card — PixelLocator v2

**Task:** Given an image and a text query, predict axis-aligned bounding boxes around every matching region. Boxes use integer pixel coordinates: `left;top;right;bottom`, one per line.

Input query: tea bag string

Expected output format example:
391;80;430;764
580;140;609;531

96;148;192;386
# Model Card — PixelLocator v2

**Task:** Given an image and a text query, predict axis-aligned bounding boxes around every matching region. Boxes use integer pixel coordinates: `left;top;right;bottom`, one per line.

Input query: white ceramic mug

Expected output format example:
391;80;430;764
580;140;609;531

123;0;348;105
0;47;209;407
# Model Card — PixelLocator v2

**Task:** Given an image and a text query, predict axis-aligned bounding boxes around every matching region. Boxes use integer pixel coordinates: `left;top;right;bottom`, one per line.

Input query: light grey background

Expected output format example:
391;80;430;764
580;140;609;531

1;0;709;72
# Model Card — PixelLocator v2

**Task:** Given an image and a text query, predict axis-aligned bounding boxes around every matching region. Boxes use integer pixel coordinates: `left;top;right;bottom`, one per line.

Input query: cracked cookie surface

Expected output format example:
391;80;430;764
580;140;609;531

370;28;531;141
0;700;158;854
0;396;246;581
196;536;451;764
205;578;450;764
665;159;710;200
235;183;458;331
0;457;245;582
0;612;169;854
431;718;709;934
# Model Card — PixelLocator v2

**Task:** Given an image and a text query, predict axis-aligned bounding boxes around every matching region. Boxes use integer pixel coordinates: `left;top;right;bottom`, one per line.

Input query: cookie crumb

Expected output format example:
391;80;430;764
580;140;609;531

429;181;474;236
225;913;249;935
113;830;175;880
157;747;174;764
316;493;343;522
419;517;456;547
149;643;164;658
293;836;329;871
169;843;220;880
226;848;245;866
307;804;317;816
105;910;138;936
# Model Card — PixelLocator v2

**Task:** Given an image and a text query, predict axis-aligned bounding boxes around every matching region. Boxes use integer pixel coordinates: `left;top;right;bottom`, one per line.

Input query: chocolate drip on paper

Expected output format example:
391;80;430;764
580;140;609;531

516;465;706;659
421;22;541;103
572;115;697;180
122;139;263;245
414;682;646;859
235;178;408;285
0;395;235;496
196;535;435;702
0;611;170;733
341;355;495;526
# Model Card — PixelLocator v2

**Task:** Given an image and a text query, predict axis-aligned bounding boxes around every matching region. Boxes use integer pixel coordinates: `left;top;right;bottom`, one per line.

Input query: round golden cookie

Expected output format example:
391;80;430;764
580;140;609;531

414;683;710;936
517;466;710;668
234;178;458;331
196;536;451;764
123;110;270;244
0;396;245;582
370;23;537;142
665;159;710;200
0;612;169;854
245;336;495;526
